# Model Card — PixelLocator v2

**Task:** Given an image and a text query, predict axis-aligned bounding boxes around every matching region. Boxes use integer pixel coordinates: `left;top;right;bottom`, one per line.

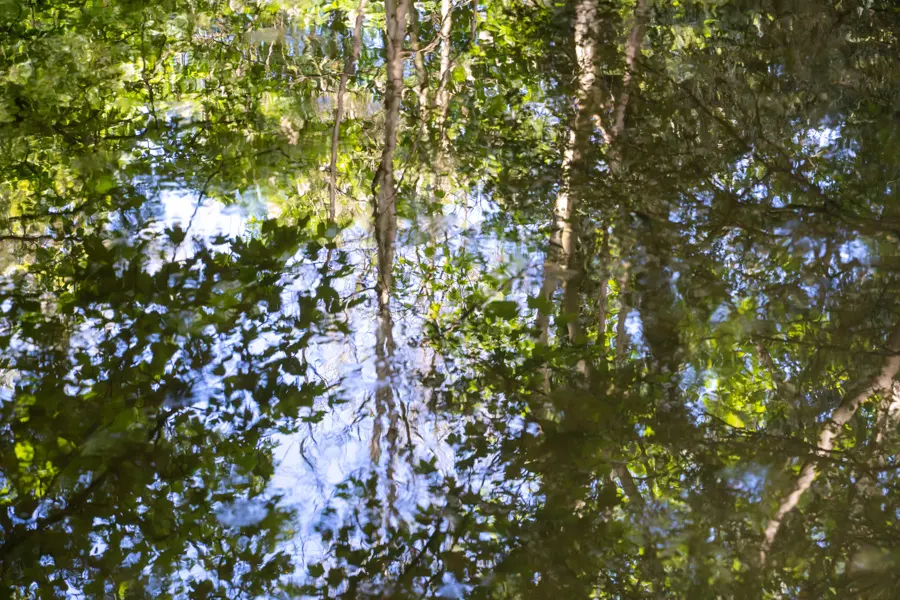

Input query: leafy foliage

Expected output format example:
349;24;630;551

4;0;900;597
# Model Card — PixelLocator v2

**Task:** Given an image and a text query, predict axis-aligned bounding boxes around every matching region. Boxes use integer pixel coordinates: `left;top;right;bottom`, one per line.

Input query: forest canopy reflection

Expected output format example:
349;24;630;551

2;0;900;597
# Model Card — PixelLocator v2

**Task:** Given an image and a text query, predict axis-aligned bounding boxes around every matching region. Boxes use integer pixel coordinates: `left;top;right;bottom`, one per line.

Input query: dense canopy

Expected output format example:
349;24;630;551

2;0;900;597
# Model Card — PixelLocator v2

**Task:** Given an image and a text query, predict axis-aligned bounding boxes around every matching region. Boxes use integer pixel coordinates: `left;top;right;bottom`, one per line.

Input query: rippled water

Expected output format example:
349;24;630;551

3;0;900;597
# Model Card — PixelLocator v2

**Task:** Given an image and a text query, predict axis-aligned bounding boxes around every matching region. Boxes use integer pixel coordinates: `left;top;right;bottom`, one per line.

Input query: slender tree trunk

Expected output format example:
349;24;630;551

371;0;407;527
605;0;647;362
539;0;647;347
602;0;648;171
434;0;453;137
407;4;429;128
759;325;900;563
615;268;630;362
373;0;408;311
596;229;609;345
535;0;599;345
610;0;648;142
330;0;368;219
382;310;400;519
601;0;648;342
534;0;648;513
433;0;454;196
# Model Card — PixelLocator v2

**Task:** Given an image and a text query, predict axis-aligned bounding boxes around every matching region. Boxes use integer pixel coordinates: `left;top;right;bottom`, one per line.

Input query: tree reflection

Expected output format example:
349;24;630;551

4;0;900;597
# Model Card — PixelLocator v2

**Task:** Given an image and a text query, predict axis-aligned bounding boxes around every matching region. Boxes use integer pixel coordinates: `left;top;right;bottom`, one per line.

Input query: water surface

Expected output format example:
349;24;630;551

2;0;900;597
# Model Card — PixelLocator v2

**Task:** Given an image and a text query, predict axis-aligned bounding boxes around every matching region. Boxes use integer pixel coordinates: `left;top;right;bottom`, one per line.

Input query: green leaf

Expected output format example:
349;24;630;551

722;410;745;429
14;441;34;463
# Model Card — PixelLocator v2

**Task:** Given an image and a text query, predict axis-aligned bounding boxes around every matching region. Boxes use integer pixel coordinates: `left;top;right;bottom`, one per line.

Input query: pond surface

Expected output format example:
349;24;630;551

3;0;900;597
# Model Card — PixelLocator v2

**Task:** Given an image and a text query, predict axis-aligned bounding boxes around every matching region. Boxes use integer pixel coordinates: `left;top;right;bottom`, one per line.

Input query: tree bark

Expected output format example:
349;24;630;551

605;0;647;354
535;0;599;345
433;0;454;197
596;229;609;345
373;0;408;311
610;0;648;144
371;0;407;526
602;0;649;169
434;0;453;139
407;3;429;127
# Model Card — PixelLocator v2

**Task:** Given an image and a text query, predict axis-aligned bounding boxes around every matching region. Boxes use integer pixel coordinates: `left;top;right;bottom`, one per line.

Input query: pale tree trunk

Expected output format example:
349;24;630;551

370;310;401;522
538;0;648;349
407;1;432;223
611;0;648;141
434;0;453;139
370;0;408;524
532;0;652;517
600;0;650;505
596;228;609;345
381;310;400;520
759;326;900;563
433;0;454;196
535;0;599;346
373;0;408;311
605;0;648;168
329;0;368;219
538;0;653;513
606;0;648;361
408;4;429;128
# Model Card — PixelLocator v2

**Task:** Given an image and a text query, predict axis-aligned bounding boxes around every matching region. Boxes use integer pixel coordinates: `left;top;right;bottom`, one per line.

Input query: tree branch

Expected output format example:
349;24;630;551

760;324;900;563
